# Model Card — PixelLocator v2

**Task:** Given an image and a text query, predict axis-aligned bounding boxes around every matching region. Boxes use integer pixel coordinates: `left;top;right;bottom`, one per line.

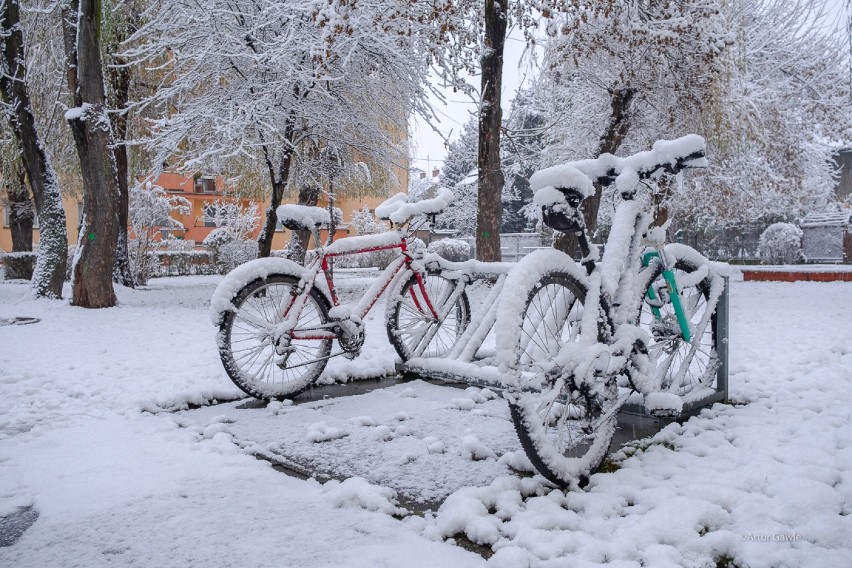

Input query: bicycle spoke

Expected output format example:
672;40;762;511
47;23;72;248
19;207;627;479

220;276;332;399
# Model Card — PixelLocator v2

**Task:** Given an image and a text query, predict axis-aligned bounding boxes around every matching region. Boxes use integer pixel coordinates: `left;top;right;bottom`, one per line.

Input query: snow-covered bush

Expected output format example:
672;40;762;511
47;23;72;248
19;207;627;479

162;237;196;252
351;207;385;236
153;251;215;277
427;238;471;262
408;237;426;255
201;202;260;274
203;228;257;274
128;182;191;285
0;251;36;280
758;222;803;264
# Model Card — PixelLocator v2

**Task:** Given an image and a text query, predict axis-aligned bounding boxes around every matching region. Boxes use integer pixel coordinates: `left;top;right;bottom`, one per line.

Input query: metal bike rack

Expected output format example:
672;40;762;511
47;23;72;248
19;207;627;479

403;276;731;421
400;275;508;389
621;275;730;419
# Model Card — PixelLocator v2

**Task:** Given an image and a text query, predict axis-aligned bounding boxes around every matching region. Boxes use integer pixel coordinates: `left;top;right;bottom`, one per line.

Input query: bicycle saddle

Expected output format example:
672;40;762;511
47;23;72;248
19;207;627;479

376;187;454;225
276;204;331;231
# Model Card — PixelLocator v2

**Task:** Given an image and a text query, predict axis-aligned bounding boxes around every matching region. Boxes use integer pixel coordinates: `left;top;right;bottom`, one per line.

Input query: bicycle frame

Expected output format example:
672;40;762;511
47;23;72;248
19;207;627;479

279;231;444;345
642;250;692;342
572;196;694;346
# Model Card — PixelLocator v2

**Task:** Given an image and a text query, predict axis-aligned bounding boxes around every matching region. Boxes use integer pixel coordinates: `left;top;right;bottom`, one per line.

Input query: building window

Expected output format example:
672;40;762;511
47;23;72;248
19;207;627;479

201;204;218;227
194;177;217;194
2;205;38;228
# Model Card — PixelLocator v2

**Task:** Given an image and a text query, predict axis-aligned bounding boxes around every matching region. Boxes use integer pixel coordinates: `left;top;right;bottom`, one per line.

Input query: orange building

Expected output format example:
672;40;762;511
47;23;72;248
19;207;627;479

1;194;82;253
152;172;260;244
2;169;408;254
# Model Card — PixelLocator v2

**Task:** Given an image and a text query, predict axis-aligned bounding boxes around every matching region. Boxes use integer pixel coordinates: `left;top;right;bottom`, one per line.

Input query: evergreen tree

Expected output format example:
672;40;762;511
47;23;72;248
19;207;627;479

440;117;478;190
501;88;545;233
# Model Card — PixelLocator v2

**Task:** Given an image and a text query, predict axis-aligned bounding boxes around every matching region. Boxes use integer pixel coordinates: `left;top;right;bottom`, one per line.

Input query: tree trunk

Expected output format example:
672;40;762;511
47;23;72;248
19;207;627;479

257;120;297;259
476;0;507;262
0;0;68;298
62;0;120;308
257;178;288;259
7;171;34;252
109;60;134;287
585;87;636;234
287;183;320;264
554;87;636;256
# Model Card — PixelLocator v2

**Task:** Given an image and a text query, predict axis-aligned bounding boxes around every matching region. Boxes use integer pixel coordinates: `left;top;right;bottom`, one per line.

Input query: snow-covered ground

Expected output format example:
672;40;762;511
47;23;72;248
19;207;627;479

1;272;850;566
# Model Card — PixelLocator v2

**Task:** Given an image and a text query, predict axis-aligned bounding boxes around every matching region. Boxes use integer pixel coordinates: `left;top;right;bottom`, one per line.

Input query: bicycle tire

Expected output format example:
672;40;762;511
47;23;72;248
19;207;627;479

386;270;471;360
496;251;622;487
636;245;719;398
218;274;332;400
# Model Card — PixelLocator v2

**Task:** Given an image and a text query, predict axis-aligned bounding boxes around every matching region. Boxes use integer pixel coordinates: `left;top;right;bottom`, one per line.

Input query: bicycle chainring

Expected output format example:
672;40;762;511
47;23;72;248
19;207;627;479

337;319;366;358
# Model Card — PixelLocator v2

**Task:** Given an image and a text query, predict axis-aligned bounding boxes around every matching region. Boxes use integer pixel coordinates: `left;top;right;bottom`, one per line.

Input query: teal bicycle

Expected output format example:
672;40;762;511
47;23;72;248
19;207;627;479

495;135;728;487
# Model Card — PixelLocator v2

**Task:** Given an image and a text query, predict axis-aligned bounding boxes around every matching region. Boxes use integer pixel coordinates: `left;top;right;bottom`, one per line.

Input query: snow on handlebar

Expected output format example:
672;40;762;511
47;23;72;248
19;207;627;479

530;134;708;208
376;187;454;225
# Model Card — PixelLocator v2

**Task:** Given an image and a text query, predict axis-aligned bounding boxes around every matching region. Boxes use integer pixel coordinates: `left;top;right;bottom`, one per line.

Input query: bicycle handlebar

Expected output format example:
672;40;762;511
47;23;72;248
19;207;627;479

596;149;706;187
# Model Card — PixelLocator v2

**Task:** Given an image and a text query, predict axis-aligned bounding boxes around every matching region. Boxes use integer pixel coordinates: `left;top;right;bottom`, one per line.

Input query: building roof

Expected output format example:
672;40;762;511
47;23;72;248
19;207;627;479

800;211;852;228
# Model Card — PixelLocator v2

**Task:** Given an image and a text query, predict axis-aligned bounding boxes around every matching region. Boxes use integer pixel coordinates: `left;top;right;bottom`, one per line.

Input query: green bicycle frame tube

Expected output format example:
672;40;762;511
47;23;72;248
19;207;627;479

642;251;692;342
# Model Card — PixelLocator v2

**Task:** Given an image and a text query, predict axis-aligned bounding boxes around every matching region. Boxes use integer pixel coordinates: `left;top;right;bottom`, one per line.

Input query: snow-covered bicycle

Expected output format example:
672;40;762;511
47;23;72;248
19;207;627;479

210;189;474;400
495;135;728;487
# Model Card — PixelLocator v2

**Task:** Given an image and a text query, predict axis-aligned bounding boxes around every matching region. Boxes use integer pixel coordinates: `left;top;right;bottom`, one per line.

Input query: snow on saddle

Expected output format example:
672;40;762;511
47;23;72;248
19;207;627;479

375;187;454;226
276;204;330;231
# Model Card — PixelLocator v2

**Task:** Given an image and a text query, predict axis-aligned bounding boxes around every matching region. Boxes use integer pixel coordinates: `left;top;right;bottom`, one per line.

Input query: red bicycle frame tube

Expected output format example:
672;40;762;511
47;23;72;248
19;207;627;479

286;234;441;342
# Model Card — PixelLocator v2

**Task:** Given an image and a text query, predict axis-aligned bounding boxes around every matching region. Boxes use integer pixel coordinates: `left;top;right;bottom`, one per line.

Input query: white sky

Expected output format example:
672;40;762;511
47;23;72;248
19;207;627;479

409;25;540;174
408;0;850;175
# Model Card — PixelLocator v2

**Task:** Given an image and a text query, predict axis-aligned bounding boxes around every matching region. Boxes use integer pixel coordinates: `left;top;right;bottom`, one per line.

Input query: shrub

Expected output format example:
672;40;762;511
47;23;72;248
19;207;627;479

1;251;37;280
203;228;257;274
162;237;196;252
128;238;161;284
427;238;471;262
758;222;803;264
128;182;192;285
153;251;215;277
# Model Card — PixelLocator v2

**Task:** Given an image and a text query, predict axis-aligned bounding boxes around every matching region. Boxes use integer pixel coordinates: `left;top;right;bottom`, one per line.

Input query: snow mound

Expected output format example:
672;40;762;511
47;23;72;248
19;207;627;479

644;392;684;416
460;435;497;461
322;476;405;516
349;415;377;427
306;421;349;443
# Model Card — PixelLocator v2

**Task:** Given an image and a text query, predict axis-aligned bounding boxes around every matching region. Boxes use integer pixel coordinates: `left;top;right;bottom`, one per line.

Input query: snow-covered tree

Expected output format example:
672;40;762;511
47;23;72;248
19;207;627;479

676;0;851;225
501;88;545;233
0;0;68;298
436;178;477;237
531;0;730;235
758;222;803;264
126;0;433;259
441;117;478;191
531;0;850;230
127;182;189;284
61;0;124;308
201;201;260;274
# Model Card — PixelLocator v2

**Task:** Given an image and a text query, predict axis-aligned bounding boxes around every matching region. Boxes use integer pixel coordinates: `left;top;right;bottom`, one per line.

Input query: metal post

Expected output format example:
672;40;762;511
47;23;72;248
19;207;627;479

715;275;730;403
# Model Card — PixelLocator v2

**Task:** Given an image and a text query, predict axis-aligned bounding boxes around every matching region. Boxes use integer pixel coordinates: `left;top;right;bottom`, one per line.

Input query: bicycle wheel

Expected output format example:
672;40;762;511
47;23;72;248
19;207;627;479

386;270;470;360
496;251;622;487
637;245;719;398
218;274;332;400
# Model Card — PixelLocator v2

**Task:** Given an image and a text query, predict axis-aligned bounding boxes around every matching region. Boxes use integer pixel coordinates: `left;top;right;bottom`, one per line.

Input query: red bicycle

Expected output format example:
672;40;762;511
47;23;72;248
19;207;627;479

210;189;472;400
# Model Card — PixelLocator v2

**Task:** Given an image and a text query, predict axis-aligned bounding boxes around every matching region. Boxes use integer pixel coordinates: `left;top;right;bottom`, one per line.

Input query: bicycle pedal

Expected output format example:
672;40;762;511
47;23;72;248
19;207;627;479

643;392;683;417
